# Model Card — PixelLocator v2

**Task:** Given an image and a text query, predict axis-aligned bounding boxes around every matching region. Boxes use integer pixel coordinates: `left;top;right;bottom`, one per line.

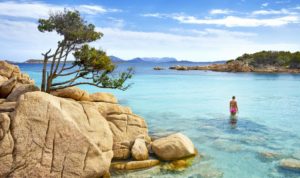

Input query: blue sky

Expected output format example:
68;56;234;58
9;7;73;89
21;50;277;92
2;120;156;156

1;0;300;61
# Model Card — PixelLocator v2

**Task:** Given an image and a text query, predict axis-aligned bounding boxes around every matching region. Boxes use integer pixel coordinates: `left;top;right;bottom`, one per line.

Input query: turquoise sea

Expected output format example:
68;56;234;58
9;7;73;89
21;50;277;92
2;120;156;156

17;63;300;178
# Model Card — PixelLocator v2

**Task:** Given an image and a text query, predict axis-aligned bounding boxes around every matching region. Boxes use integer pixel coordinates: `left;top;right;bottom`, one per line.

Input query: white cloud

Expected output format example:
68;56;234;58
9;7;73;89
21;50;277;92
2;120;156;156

169;28;257;37
202;28;257;37
0;19;61;60
2;18;298;62
275;0;290;4
0;1;120;19
106;17;125;28
0;1;62;18
262;3;269;7
142;11;300;27
141;13;168;18
252;9;296;15
210;9;233;15
172;15;299;27
78;5;107;14
94;27;300;60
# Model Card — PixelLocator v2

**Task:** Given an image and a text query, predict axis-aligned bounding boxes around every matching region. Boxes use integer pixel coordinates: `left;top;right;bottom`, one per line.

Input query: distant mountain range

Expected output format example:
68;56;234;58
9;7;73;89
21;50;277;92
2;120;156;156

15;56;226;64
109;56;225;64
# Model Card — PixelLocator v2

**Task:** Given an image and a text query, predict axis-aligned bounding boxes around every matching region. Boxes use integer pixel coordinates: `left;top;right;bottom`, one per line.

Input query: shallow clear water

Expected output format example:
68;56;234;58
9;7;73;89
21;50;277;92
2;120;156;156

18;63;300;178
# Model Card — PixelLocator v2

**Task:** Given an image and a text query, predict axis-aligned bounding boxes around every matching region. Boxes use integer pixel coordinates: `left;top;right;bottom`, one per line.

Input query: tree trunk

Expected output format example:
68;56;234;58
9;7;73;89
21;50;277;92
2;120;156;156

41;58;48;92
46;72;53;93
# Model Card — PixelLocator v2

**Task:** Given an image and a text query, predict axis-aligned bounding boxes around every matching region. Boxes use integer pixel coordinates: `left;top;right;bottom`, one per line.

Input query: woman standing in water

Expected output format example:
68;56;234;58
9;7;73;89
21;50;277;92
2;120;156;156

230;96;238;124
230;96;238;115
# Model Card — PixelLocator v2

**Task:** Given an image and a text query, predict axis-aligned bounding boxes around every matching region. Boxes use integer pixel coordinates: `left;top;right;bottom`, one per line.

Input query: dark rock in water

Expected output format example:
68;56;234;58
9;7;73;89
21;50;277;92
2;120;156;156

169;65;189;70
153;66;165;70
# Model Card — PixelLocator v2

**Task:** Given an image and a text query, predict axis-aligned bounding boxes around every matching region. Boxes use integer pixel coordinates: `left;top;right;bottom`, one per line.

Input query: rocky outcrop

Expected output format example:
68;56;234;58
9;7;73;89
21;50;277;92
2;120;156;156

4;91;114;178
50;87;90;101
152;133;196;161
0;78;17;98
0;61;34;84
0;102;16;112
131;138;149;161
0;61;20;79
97;102;149;160
51;87;119;104
0;60;198;177
169;60;300;73
89;92;118;103
169;61;253;72
153;66;165;70
0;112;13;178
0;61;35;99
7;84;40;101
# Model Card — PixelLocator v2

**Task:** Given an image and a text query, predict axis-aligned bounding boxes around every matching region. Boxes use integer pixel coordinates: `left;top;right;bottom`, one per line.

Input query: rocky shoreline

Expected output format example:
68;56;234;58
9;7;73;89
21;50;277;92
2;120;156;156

169;60;300;73
2;61;300;177
0;61;197;178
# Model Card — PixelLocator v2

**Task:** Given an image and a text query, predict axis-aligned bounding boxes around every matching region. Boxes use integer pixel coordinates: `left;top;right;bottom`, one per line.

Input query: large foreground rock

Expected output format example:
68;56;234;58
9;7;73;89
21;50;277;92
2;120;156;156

0;77;17;98
0;61;20;78
152;133;196;161
0;102;16;112
0;112;13;177
7;84;40;101
1;92;113;178
0;61;35;99
97;102;149;159
0;61;34;85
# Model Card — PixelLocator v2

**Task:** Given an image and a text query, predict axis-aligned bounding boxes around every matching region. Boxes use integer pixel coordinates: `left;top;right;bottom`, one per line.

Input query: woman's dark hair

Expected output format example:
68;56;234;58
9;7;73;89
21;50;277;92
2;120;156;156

232;96;236;99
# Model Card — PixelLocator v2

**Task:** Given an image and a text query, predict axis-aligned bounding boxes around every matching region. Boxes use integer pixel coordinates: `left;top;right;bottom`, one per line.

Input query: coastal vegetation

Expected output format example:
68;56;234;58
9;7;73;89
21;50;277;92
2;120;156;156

170;51;300;73
234;51;300;69
38;10;133;93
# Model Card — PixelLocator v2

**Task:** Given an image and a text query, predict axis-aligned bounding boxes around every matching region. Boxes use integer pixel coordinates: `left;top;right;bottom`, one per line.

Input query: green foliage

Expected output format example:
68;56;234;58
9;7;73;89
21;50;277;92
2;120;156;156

226;59;234;64
73;44;115;72
290;52;300;69
233;51;300;69
39;10;133;92
38;10;101;43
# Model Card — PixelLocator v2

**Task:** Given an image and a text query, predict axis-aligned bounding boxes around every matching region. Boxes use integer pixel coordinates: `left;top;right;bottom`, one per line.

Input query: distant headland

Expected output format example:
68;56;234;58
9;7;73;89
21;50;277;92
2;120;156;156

169;51;300;73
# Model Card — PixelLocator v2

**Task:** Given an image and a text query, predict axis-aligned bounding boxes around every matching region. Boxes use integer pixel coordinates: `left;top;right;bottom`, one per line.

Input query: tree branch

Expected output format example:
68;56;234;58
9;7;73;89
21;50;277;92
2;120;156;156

56;68;86;77
53;45;66;76
50;82;120;91
49;47;60;75
51;74;83;86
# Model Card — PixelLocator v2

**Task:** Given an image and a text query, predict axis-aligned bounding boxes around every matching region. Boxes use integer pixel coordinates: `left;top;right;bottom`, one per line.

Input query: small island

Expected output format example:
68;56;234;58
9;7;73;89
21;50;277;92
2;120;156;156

170;51;300;73
153;66;165;70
